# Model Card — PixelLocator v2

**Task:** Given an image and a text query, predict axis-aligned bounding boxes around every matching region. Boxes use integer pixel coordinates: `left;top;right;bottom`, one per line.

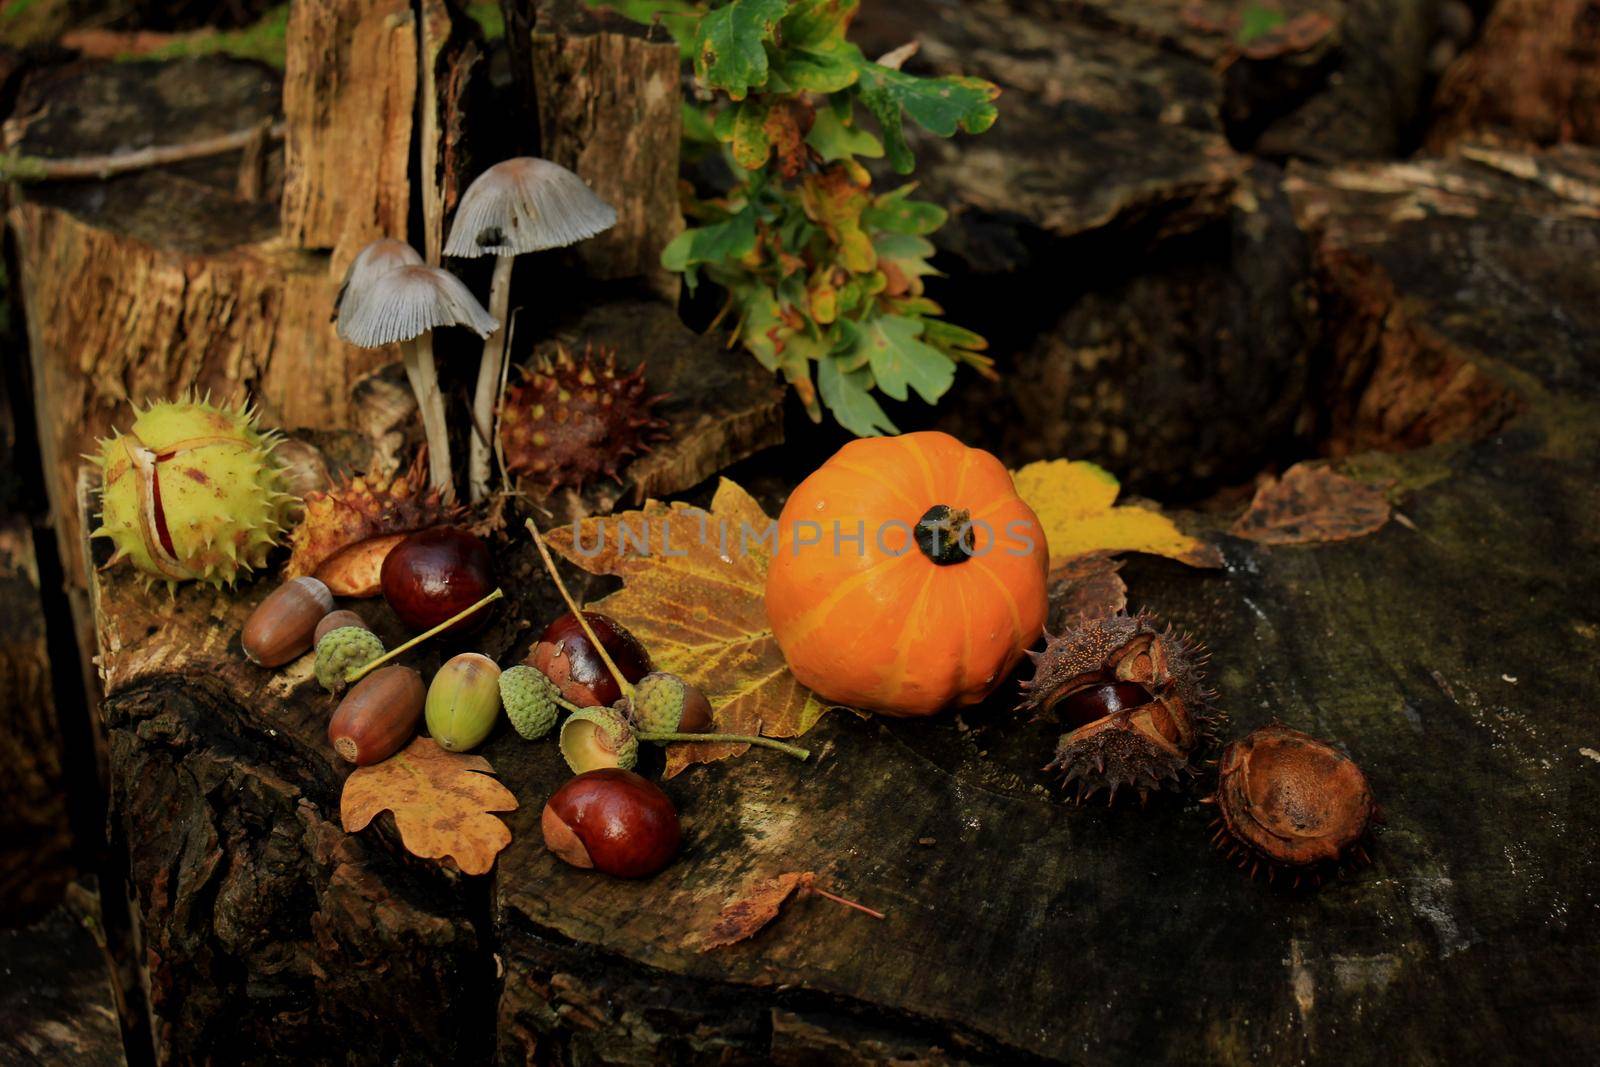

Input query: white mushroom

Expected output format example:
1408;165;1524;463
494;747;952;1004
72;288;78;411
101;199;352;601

444;157;617;502
336;262;498;502
334;238;424;323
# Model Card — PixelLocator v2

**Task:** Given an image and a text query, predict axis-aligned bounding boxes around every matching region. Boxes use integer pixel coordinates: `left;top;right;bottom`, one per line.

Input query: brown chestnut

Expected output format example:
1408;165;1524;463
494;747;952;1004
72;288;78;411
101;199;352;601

314;609;368;645
328;664;425;765
242;576;334;667
527;611;651;708
541;768;680;878
380;527;496;633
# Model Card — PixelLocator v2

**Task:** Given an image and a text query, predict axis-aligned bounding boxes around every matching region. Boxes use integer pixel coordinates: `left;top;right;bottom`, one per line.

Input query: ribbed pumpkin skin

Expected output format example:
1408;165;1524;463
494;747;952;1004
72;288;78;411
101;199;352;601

764;432;1049;716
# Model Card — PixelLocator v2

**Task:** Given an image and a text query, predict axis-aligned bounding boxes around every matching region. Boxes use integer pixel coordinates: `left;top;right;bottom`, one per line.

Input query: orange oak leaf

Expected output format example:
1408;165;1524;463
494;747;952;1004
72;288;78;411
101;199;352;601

340;737;518;876
1230;463;1391;546
545;478;826;777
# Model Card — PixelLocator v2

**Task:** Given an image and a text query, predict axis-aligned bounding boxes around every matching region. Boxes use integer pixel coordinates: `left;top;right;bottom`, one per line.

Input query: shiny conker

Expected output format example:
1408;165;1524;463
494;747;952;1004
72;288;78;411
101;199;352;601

526;611;651;708
380;526;495;633
540;768;680;878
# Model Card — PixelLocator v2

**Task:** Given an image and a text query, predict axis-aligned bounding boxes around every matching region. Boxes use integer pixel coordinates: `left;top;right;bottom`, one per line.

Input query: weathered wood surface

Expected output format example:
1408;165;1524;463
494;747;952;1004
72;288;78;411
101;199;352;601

0;882;125;1066
8;57;397;590
524;0;684;298
83;142;1600;1062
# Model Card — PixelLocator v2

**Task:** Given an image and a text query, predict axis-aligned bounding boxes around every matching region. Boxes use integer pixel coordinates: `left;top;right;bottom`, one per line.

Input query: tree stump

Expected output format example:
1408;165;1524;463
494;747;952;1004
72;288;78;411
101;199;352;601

81;144;1600;1063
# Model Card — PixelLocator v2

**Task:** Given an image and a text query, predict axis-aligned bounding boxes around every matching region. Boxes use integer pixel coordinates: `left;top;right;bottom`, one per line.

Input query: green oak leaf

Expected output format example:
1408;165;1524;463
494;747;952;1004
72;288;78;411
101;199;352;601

729;99;773;169
781;0;859;50
846;314;954;404
818;356;898;436
862;183;946;234
694;0;788;100
806;106;883;161
660;206;759;291
854;63;999;173
1237;5;1287;45
772;40;862;93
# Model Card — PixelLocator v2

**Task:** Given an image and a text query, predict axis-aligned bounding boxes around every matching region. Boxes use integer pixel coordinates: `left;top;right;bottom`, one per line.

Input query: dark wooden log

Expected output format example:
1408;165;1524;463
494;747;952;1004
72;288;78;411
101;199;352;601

0;882;126;1065
79;141;1600;1066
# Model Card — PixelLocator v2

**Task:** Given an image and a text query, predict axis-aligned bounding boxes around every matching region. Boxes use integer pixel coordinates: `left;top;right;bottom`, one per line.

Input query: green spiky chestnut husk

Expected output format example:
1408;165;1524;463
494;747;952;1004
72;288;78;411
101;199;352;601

93;396;297;589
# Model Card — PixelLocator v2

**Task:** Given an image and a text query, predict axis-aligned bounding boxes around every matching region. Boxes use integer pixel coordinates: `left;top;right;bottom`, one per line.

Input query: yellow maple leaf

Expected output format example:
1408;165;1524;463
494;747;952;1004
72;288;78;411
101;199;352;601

545;478;827;777
1012;459;1222;574
340;737;518;876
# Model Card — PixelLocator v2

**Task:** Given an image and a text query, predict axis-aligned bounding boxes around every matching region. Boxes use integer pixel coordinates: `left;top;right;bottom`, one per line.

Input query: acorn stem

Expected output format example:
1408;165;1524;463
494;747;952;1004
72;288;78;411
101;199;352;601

809;886;886;920
636;732;810;760
527;519;636;700
343;588;505;683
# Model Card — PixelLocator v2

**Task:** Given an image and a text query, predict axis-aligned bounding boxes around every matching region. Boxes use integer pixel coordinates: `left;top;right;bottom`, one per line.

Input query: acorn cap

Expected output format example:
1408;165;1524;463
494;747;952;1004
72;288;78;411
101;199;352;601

334;238;423;320
559;705;638;774
336;263;499;347
444;157;617;259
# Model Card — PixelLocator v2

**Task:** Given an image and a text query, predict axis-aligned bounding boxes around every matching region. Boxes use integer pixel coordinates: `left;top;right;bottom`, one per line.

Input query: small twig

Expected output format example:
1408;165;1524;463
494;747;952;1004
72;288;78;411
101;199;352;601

637;731;810;760
527;520;636;700
234;118;272;202
0;121;287;184
344;588;505;683
809;885;886;920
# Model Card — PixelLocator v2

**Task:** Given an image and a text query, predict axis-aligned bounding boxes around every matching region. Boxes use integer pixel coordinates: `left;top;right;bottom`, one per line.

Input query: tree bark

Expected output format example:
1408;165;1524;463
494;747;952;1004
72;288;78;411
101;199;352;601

522;0;685;298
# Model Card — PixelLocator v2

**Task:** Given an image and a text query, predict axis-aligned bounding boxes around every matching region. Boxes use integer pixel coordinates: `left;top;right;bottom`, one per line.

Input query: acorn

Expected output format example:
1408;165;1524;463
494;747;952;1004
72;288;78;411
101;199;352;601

630;672;713;734
1018;611;1218;805
426;652;503;752
499;664;572;740
559;705;639;773
1206;725;1377;887
328;665;425;765
315;609;368;644
315;621;386;694
241;576;334;667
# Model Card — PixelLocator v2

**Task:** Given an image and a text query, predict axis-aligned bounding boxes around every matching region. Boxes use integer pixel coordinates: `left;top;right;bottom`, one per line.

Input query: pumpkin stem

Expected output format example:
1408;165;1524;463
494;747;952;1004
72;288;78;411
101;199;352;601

527;520;636;700
914;505;974;566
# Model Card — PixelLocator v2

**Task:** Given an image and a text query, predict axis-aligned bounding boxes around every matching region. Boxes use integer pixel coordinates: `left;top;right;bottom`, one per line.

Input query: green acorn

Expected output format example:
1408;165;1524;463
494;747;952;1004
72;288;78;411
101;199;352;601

630;671;713;734
499;664;574;740
559;705;639;773
316;626;386;693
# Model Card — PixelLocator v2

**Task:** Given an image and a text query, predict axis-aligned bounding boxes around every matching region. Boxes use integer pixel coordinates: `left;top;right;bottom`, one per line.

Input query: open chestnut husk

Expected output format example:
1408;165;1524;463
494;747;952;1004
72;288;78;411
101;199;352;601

1018;611;1218;805
541;768;680;877
1206;725;1376;887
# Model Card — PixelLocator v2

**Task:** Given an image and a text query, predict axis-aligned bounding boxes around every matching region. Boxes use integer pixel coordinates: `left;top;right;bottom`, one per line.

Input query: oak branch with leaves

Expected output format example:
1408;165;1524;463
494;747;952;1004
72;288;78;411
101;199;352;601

637;0;999;436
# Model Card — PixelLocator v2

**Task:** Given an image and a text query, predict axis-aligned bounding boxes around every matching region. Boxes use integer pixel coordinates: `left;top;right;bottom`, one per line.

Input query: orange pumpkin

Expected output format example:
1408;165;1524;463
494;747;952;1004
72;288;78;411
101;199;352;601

764;431;1049;716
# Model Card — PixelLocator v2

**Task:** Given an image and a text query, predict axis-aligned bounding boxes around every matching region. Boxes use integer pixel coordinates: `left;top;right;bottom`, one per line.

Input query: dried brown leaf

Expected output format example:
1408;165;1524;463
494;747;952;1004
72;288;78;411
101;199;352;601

1047;553;1128;631
1230;463;1391;546
340;737;518;876
698;871;816;951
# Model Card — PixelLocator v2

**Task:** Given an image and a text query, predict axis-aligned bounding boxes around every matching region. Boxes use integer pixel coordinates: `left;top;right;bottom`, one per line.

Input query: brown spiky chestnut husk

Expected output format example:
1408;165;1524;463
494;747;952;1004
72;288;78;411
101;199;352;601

499;343;668;491
1206;725;1376;887
1017;611;1217;805
284;454;460;596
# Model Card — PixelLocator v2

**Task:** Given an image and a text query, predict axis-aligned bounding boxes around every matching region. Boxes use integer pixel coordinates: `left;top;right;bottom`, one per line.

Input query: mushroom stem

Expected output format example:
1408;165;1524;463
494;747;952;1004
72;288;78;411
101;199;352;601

399;333;455;502
469;255;515;503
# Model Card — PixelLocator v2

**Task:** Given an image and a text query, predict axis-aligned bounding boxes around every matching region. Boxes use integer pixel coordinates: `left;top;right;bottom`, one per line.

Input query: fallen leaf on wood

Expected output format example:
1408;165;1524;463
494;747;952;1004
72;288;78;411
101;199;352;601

696;871;885;951
1012;458;1222;574
546;478;826;777
1047;553;1127;631
340;737;517;876
1230;463;1391;546
698;871;815;951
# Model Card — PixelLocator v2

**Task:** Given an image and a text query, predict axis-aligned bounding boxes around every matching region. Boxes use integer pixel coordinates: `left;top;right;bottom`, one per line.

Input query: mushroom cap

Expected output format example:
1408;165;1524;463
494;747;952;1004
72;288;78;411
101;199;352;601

335;238;425;320
444;157;618;258
337;264;499;347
